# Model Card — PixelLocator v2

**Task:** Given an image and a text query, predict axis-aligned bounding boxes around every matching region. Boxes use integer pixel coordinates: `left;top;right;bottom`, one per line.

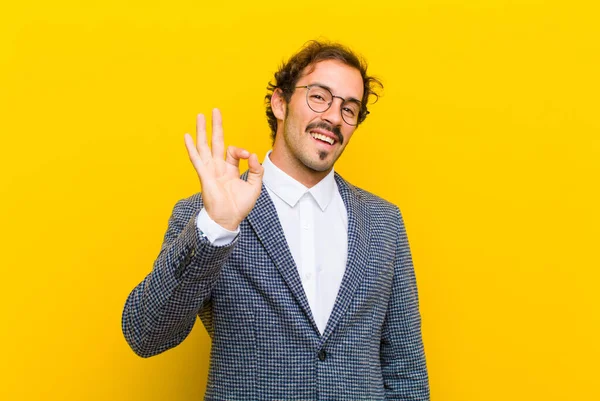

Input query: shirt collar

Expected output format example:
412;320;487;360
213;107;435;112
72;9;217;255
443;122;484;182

262;151;337;212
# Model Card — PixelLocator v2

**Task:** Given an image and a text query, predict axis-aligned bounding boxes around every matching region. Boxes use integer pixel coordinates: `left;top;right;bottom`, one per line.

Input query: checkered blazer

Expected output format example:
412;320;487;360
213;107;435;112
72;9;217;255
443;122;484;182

122;173;429;400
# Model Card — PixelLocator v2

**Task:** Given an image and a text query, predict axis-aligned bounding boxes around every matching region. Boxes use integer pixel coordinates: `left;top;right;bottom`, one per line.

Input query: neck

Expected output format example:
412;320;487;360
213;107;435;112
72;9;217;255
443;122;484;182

269;150;330;188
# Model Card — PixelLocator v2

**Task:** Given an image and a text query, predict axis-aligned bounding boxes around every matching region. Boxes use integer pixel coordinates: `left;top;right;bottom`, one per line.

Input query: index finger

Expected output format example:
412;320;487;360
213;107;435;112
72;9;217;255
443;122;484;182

211;108;225;160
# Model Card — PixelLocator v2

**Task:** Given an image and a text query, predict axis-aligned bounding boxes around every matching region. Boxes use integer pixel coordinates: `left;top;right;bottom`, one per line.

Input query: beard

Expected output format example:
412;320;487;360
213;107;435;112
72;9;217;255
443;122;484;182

282;118;345;173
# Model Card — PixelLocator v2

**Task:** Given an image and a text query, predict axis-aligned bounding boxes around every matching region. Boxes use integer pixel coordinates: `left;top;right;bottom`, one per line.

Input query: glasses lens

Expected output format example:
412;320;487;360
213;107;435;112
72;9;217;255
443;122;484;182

306;86;332;112
341;101;360;126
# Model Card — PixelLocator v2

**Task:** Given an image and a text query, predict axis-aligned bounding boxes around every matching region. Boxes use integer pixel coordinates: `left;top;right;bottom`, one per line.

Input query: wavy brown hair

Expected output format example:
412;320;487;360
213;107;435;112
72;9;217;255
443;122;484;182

265;40;383;143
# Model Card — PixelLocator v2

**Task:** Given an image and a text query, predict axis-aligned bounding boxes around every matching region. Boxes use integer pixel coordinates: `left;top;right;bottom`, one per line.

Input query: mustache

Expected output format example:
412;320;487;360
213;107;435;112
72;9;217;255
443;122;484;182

305;122;343;145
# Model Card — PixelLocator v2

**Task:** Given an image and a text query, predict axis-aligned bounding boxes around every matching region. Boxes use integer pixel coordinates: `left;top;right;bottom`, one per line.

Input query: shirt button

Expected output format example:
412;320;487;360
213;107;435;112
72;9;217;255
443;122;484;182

318;349;327;361
305;272;312;280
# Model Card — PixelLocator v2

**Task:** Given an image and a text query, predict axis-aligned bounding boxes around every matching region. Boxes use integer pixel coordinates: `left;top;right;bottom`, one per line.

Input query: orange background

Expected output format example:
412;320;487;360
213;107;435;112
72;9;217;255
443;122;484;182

1;1;599;400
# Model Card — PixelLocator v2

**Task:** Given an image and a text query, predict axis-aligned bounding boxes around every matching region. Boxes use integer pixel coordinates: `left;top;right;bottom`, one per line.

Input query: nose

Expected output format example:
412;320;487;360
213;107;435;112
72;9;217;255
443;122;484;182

320;97;344;126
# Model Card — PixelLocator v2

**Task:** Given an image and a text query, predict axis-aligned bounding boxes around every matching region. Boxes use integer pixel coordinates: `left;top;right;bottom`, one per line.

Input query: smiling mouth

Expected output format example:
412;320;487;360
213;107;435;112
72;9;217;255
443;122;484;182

309;131;336;145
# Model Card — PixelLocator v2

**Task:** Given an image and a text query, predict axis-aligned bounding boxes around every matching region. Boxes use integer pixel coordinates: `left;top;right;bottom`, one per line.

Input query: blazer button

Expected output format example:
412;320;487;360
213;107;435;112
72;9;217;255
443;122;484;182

318;349;327;361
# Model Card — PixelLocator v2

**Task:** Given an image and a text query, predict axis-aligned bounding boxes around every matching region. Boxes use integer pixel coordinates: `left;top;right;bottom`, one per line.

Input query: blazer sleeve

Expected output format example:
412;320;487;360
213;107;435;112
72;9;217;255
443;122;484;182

121;195;237;358
380;207;430;400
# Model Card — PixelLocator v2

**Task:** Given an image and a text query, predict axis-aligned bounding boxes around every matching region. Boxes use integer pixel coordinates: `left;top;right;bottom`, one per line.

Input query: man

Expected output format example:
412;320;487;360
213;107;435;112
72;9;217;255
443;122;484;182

122;40;429;400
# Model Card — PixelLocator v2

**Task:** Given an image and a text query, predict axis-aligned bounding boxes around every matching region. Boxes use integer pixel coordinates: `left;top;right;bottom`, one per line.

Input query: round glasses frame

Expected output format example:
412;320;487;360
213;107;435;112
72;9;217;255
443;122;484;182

295;85;369;126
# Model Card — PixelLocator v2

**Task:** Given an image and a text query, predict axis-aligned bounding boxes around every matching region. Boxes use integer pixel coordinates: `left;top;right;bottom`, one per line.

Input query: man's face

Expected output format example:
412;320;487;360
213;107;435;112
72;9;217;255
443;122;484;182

275;59;364;176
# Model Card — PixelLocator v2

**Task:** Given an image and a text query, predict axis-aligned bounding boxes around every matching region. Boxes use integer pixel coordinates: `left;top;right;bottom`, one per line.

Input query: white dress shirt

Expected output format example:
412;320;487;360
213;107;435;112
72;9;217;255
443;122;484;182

196;152;348;334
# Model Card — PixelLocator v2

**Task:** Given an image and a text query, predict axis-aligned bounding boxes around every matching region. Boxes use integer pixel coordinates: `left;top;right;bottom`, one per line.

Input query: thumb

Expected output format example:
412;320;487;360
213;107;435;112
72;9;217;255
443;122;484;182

246;153;264;188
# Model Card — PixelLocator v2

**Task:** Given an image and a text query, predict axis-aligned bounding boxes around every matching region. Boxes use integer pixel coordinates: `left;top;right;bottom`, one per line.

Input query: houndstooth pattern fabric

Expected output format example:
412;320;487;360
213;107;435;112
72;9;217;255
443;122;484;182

122;173;429;400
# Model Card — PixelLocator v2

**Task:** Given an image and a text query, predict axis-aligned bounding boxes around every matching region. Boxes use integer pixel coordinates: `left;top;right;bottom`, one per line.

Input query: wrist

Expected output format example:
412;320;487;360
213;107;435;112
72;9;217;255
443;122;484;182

215;220;239;231
205;210;240;231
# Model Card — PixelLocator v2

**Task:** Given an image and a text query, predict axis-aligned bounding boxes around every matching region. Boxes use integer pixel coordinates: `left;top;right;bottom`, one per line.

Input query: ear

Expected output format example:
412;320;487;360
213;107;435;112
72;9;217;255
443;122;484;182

271;88;287;121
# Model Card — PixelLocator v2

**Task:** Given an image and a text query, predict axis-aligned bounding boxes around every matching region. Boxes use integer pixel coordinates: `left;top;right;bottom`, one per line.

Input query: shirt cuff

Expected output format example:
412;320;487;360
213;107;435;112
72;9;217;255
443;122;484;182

196;208;239;246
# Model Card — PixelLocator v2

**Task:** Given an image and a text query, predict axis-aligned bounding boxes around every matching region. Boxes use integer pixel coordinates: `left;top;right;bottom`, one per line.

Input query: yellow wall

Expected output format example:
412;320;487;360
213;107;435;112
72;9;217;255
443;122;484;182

1;1;598;400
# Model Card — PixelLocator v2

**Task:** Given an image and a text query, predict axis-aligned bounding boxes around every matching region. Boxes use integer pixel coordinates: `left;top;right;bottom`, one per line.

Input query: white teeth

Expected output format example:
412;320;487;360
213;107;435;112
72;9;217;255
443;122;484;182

310;132;335;145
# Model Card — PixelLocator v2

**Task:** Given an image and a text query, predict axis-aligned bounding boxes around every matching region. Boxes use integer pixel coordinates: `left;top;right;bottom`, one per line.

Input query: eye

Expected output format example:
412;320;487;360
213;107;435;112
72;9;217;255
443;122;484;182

308;87;331;103
342;104;359;117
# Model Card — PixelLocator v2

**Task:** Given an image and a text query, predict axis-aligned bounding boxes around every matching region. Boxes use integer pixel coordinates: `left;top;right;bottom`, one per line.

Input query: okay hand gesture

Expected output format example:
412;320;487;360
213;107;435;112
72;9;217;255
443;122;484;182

184;109;264;231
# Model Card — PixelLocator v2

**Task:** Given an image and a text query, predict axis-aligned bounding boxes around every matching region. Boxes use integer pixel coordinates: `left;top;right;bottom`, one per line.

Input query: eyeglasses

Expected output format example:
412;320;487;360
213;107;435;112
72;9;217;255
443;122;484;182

295;84;368;126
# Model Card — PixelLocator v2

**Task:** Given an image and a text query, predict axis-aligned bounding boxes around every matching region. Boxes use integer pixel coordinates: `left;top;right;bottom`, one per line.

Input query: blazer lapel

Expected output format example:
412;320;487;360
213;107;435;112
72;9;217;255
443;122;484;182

246;184;320;333
321;174;372;343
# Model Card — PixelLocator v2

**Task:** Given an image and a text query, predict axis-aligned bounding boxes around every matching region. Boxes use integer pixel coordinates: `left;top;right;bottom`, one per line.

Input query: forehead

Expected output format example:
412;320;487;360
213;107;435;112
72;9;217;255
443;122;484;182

298;60;364;100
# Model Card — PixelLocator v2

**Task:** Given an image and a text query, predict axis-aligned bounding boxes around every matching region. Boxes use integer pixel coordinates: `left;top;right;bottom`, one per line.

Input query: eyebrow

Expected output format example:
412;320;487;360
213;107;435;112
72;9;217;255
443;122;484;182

311;82;362;105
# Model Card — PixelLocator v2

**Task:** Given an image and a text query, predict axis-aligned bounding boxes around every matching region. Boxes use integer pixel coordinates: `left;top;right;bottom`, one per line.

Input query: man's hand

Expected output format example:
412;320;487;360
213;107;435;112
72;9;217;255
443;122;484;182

184;108;264;231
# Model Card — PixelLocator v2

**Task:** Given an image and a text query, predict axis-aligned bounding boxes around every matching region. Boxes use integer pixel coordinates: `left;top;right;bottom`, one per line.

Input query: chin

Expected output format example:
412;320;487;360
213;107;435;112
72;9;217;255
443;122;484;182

307;164;332;173
302;155;336;173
